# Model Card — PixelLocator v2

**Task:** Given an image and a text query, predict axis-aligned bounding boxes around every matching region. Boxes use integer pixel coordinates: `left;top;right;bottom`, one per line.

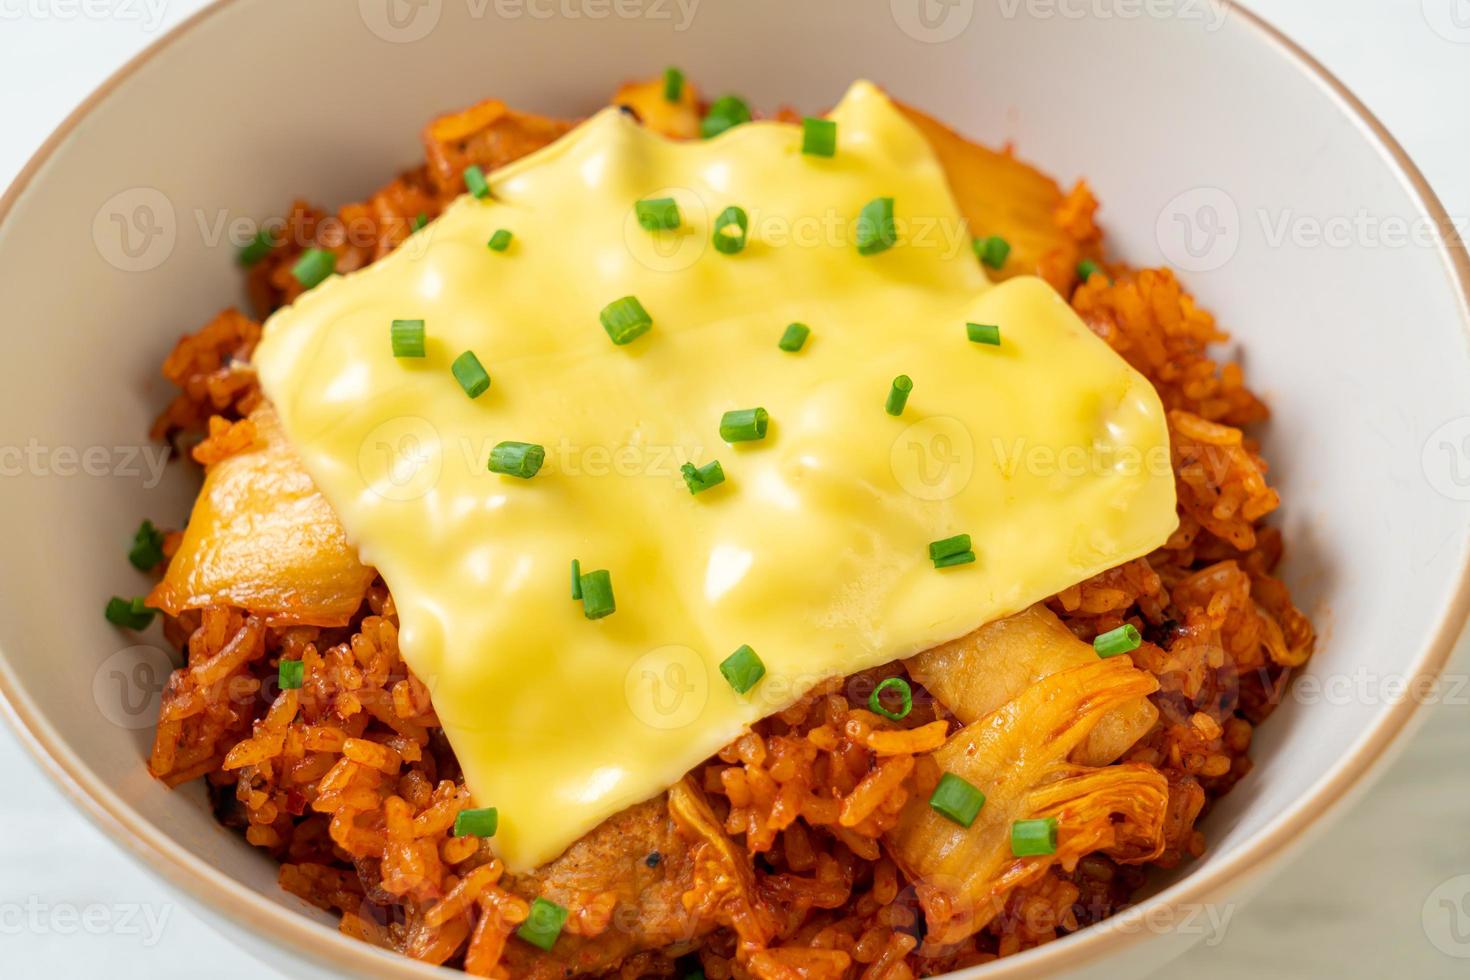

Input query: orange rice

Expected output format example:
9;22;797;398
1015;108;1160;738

141;82;1315;979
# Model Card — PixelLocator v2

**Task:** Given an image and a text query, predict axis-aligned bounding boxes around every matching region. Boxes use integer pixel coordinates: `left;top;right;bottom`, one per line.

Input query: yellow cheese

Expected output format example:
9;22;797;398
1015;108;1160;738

253;81;1176;870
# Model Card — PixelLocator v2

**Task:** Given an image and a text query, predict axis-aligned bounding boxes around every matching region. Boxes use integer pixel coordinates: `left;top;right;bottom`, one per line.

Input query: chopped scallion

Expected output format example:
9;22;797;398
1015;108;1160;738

929;773;986;827
663;66;685;103
488;441;545;479
680;460;726;495
453;807;498;838
579;569;616;620
885;375;913;416
928;533;972;562
635;197;681;232
570;559;582;600
487;228;514;252
238;228;275;267
966;322;1001;346
278;658;304;690
934;550;976;569
778;322;810;352
719;644;766;694
411;213;428;232
701;94;751;139
128;519;166;571
868;677;913;722
1010;817;1059;856
973;235;1011;270
1077;258;1103;282
290;248;335;289
516;897;569;951
451;351;490;398
856;197;896;256
712;205;748;255
719;407;768;442
600;296;653;346
391;319;425;358
1094;624;1142;658
463;165;490;199
801;117;837;157
104;596;155;631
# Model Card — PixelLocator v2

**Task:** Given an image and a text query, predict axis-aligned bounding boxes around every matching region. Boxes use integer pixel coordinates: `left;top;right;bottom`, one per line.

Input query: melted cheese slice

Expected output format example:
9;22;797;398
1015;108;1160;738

254;81;1177;870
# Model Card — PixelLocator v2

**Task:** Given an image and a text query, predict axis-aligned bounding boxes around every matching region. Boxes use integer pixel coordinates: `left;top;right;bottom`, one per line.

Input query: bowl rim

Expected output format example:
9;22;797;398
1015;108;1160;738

2;2;1468;976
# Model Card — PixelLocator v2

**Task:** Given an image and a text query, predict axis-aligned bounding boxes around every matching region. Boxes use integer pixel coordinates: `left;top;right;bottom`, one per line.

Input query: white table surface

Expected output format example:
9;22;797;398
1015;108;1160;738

2;1;1468;977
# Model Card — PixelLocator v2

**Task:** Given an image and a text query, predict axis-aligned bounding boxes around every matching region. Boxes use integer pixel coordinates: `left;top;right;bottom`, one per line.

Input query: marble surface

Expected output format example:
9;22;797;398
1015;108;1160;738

1;1;1468;976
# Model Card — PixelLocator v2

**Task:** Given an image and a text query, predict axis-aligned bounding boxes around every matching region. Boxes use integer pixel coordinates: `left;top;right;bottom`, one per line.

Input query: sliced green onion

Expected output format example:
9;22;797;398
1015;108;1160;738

934;550;976;569
1011;817;1059;856
453;807;498;838
719;644;766;695
391;319;425;358
1077;258;1103;282
801;117;837;158
104;596;155;630
570;559;582;600
1094;624;1142;658
680;460;726;495
579;569;616;620
719;407;769;442
966;322;1001;346
411;213;428;232
663;66;685;102
856;197;896;256
516;897;569;951
488;441;545;479
635;197;681;232
238;228;275;267
778;322;810;352
600;296;653;346
712;206;748;255
451;351;490;398
885;375;913;416
487;228;514;252
973;235;1010;270
128;519;166;571
463;165;490;199
278;658;304;690
291;248;335;289
929;772;986;828
701;94;751;139
868;677;913;722
928;534;972;562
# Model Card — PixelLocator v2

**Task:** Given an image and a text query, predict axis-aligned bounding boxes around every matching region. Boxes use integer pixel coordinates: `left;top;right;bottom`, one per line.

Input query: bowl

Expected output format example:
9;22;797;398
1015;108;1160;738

1;1;1467;976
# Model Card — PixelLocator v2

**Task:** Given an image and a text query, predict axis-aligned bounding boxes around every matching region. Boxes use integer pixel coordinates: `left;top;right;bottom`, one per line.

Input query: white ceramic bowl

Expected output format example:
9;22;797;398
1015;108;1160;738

2;1;1468;977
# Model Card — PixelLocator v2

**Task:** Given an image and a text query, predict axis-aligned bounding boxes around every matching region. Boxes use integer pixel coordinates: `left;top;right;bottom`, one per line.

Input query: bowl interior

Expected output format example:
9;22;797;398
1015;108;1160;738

1;0;1467;975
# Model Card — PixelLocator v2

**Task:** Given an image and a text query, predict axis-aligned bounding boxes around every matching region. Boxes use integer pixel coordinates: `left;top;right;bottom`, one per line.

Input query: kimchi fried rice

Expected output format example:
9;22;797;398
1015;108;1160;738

128;74;1316;979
